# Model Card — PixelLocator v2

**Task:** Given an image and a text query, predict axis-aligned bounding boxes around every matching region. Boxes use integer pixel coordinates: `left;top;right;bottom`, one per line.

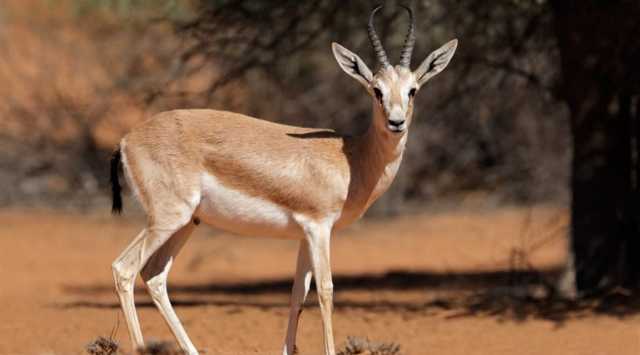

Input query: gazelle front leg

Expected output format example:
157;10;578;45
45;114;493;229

283;240;313;355
302;221;336;355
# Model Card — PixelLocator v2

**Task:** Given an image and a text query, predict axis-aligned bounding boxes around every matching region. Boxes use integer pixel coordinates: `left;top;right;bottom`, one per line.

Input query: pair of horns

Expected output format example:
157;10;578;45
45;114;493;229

368;4;415;68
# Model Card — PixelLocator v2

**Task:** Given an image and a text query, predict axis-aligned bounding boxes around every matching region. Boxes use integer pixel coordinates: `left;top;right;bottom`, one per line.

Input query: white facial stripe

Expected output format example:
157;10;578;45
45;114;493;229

376;79;389;94
399;76;417;109
400;85;410;109
372;80;390;110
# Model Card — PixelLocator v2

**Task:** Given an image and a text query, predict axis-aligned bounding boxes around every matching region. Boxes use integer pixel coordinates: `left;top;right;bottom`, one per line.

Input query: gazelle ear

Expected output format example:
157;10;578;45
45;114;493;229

414;39;458;86
332;42;374;88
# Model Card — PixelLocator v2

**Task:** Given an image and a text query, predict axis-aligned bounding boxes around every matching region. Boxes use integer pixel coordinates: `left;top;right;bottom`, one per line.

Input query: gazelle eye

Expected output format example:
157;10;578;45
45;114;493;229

408;88;417;98
373;88;383;102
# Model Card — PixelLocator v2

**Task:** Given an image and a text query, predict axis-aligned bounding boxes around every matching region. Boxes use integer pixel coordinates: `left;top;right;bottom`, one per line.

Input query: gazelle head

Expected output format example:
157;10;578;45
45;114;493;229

332;5;457;136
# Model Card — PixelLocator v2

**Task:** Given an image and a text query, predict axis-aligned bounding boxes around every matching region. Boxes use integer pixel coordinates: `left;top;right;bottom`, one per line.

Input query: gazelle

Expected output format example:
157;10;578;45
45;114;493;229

109;5;456;355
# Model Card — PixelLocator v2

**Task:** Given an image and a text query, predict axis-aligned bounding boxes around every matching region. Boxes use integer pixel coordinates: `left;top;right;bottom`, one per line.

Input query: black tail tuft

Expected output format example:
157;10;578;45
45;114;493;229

110;148;123;214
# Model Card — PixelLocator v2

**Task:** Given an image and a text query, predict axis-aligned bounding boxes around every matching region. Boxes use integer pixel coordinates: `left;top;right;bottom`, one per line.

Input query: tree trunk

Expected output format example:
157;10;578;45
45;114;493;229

551;0;640;294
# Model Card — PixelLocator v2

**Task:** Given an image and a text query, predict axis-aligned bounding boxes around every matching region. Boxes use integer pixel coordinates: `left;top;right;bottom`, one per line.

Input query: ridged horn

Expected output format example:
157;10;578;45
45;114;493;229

399;5;415;68
368;4;391;69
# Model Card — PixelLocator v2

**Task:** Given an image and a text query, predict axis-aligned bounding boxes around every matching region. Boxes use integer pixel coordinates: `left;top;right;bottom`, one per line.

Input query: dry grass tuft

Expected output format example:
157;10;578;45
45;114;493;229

137;341;185;355
84;337;185;355
86;336;119;355
337;336;402;355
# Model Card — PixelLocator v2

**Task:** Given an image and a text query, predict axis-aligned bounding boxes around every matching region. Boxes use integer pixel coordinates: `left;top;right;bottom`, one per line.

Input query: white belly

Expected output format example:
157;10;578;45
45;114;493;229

196;173;303;239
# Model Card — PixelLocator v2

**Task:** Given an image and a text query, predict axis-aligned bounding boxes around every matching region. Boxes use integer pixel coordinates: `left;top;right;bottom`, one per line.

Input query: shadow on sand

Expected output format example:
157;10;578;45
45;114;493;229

60;269;640;325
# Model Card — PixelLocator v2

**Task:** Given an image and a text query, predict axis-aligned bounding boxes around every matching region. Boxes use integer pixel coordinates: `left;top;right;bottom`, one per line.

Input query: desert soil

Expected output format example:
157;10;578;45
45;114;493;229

0;206;638;355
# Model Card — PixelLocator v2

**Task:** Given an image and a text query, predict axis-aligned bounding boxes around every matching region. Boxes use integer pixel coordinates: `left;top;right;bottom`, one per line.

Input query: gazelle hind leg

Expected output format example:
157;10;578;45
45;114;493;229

113;139;202;352
112;229;148;349
141;221;198;355
283;240;313;355
112;217;195;352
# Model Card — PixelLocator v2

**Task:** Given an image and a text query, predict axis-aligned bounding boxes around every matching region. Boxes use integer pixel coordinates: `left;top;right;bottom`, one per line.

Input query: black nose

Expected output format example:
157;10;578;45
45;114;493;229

388;119;405;127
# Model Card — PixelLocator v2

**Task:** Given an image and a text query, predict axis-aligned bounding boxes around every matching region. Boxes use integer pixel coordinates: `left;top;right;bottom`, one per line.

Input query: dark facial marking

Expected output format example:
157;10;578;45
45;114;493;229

373;87;383;102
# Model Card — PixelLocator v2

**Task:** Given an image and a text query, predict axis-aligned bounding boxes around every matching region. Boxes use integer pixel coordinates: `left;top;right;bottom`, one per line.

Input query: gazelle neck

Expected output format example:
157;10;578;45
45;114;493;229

339;104;407;225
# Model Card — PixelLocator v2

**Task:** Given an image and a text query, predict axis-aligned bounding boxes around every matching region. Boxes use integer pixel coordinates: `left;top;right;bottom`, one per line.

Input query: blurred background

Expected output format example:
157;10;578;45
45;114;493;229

0;1;638;354
0;0;571;211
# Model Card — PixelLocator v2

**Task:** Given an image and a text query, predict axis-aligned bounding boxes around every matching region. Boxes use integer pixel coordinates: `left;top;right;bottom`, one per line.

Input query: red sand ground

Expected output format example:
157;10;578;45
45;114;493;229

0;206;638;355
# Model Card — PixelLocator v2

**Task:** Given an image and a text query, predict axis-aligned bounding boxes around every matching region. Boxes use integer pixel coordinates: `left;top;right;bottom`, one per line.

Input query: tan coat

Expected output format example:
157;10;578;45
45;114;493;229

121;108;405;238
